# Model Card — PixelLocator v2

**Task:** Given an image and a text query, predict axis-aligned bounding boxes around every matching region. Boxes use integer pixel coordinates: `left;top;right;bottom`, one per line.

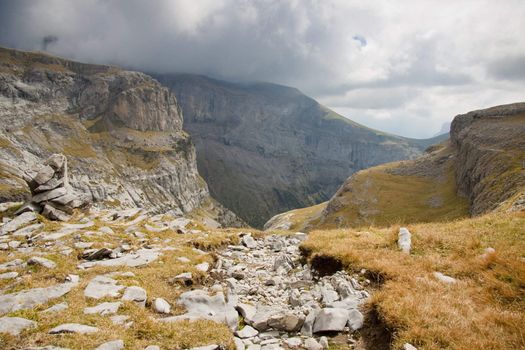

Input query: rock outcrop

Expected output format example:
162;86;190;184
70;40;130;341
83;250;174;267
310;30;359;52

155;73;446;227
0;47;243;227
266;103;525;230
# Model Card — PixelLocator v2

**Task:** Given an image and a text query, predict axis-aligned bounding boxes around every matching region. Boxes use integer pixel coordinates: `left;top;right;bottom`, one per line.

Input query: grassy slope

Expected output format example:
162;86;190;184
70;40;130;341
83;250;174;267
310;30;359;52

0;212;251;349
300;211;525;350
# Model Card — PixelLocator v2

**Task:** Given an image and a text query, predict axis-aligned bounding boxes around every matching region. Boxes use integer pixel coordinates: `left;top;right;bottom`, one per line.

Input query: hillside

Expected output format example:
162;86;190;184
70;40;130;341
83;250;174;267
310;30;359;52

154;73;443;227
0;47;243;227
265;103;525;231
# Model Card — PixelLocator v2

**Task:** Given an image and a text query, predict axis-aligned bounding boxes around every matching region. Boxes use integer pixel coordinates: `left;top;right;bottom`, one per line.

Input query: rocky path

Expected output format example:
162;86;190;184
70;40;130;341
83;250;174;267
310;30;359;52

200;233;371;350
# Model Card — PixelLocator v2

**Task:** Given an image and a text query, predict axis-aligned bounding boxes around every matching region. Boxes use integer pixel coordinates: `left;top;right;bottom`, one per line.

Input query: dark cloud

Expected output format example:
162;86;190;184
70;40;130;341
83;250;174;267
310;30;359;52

0;0;523;138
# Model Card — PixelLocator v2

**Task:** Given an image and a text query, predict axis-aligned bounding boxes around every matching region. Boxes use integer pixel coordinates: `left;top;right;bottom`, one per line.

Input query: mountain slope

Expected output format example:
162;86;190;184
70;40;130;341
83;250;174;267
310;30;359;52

0;47;243;227
155;73;438;227
266;103;525;230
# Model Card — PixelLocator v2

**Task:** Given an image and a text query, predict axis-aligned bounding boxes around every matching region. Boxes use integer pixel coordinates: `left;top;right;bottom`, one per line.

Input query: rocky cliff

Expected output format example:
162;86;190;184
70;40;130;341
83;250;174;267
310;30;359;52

154;74;442;227
265;103;525;230
0;47;243;227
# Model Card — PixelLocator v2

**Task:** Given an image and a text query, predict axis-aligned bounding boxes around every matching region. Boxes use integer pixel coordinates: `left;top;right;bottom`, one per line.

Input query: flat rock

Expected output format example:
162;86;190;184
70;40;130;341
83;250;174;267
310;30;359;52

0;282;77;314
84;302;121;315
313;308;349;333
28;256;57;269
235;325;259;338
84;276;124;299
13;223;43;237
43;302;68;313
160;289;238;330
49;323;99;334
242;235;257;249
398;227;412;254
267;312;304;332
78;249;161;269
32;187;67;204
433;272;457;284
94;340;124;350
0;212;37;235
0;271;19;279
122;286;147;306
0;258;24;271
304;338;323;350
0;316;37;335
347;309;364;330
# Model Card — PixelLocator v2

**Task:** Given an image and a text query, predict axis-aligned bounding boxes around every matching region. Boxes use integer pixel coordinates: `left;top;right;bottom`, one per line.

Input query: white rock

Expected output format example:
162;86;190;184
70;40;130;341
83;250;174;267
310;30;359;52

153;298;171;314
196;262;210;272
84;276;124;299
190;345;218;350
13;223;43;237
313;308;349;333
84;302;121;315
242;235;257;249
347;309;364;330
95;340;124;350
144;346;160;350
28;256;57;269
403;344;418;350
0;271;18;279
284;337;302;348
0;258;24;270
236;303;257;320
122;286;147;306
0;212;37;235
43;302;68;313
177;257;191;263
433;272;457;284
0;282;77;314
0;316;37;335
319;337;328;349
236;325;259;339
78;249;161;269
304;338;323;350
398;227;412;254
49;323;99;334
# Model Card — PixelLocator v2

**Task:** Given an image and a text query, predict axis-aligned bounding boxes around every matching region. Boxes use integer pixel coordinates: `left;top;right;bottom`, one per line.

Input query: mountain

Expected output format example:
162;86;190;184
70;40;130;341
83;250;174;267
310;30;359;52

265;102;525;231
0;47;243;227
154;73;442;227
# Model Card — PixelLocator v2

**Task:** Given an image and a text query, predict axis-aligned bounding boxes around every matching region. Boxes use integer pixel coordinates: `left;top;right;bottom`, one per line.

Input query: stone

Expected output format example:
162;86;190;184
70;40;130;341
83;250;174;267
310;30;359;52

403;344;418;350
242;235;257;249
0;316;37;335
0;258;24;270
190;345;218;350
177;256;191;263
273;253;293;272
160;289;238;331
110;315;131;326
0;212;37;235
398;227;411;254
153;298;171;314
0;271;18;279
13;223;43;237
313;308;349;333
84;276;124;299
28;256;57;269
78;249;161;269
95;340;124;350
234;337;245;350
236;325;259;339
43;302;68;313
236;303;257;320
319;337;329;349
433;272;457;284
84;302;121;315
347;309;364;331
84;248;113;260
49;323;99;334
145;346;161;350
196;262;210;272
172;272;193;284
32;187;67;204
0;282;77;314
284;338;302;348
246;307;279;332
267;312;304;332
42;204;71;221
304;338;323;350
300;308;319;336
33;165;55;185
121;286;147;306
22;347;70;350
35;178;64;193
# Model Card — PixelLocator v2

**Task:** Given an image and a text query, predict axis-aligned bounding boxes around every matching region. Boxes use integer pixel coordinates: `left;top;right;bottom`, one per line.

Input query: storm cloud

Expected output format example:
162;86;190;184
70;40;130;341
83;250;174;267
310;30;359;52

0;0;524;137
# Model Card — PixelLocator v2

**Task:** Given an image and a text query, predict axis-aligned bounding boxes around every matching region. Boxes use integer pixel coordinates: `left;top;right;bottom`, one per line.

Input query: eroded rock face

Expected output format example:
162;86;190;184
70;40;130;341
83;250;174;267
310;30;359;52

0;47;243;228
156;74;440;227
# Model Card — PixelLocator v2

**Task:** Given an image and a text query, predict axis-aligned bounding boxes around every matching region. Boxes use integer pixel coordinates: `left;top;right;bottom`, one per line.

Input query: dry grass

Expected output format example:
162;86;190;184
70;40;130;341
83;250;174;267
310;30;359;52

300;211;525;350
0;213;255;349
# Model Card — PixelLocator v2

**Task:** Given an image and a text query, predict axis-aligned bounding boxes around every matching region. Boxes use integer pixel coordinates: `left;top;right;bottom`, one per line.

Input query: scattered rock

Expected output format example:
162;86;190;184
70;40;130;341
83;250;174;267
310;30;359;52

403;344;418;350
152;298;171;314
0;282;77;314
78;249;161;269
28;256;57;269
304;338;323;350
0;316;37;335
49;323;99;334
122;286;147;306
43;302;68;313
347;309;364;331
0;271;18;279
236;325;259;338
84;302;121;315
84;276;124;299
95;340;124;350
242;235;257;249
433;272;457;284
313;308;349;333
0;212;37;235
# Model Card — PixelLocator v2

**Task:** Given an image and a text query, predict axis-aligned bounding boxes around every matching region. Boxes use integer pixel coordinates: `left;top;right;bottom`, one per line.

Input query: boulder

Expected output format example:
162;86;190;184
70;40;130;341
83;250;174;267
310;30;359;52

235;325;259;339
122;286;147;306
152;298;171;314
304;338;323;350
267;312;304;332
313;308;349;333
347;309;364;331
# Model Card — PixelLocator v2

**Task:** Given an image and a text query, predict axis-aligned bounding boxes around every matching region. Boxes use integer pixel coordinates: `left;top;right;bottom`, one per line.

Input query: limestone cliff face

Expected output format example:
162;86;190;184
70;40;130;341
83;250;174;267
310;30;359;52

0;47;243;227
450;103;525;215
154;74;441;227
265;103;525;231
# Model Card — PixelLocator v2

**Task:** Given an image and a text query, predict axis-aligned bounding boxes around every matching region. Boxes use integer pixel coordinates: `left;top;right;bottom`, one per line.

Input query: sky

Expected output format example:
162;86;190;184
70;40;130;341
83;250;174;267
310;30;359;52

0;0;524;138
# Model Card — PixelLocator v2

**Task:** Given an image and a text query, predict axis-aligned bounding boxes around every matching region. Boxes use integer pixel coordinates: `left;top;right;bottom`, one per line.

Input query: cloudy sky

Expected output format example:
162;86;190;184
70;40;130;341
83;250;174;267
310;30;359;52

0;0;524;138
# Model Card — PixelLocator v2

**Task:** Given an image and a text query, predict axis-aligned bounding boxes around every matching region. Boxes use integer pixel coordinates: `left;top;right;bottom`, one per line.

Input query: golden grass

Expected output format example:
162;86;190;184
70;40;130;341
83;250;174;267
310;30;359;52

300;211;525;350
